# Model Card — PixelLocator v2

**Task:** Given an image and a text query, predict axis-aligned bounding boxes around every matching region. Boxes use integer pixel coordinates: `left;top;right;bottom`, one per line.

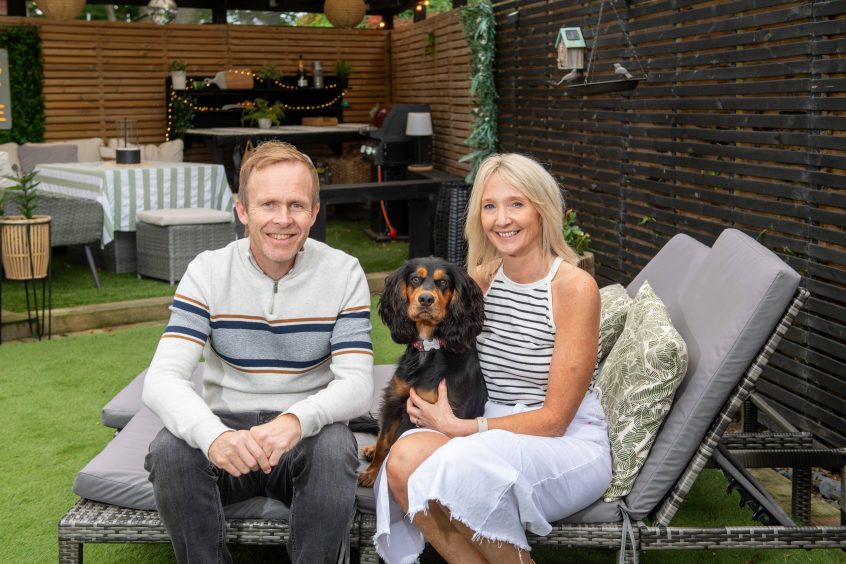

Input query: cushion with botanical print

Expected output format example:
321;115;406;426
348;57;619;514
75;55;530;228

597;281;688;501
598;284;633;360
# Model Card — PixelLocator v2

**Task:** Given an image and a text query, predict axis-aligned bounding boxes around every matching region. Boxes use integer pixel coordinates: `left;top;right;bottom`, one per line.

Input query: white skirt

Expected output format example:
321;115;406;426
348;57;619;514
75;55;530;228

373;392;612;564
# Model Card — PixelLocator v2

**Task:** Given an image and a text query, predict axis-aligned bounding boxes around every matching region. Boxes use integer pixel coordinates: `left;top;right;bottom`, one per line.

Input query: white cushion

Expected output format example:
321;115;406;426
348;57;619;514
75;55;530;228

0;151;14;188
103;138;184;163
137;207;232;226
26;138;103;163
0;142;20;172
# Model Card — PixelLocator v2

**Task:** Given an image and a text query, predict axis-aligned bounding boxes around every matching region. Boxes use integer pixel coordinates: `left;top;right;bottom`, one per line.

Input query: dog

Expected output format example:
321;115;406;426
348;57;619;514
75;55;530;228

358;257;488;487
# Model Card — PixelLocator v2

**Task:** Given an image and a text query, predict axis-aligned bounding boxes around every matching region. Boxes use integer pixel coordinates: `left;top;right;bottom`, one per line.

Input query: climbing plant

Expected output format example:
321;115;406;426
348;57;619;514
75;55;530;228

458;0;497;184
0;26;44;144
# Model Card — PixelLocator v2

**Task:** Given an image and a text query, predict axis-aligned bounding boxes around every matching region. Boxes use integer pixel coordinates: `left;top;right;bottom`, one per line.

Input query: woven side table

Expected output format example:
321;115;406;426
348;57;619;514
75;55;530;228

136;208;236;284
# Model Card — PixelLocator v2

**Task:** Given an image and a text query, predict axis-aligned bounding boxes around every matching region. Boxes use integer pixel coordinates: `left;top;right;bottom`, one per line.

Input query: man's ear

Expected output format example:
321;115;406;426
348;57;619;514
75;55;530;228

235;199;248;226
308;202;321;228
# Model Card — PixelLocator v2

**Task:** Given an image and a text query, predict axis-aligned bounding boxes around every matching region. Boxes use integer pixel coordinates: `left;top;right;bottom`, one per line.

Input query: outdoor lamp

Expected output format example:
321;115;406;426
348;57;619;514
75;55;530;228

115;118;141;165
405;111;433;170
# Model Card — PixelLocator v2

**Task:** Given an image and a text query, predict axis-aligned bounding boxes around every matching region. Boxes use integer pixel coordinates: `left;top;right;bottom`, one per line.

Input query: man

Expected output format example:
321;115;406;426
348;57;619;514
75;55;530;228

143;140;374;564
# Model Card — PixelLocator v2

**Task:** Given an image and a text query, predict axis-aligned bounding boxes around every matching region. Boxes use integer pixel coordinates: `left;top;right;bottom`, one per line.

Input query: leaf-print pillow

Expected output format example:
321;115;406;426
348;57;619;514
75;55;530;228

598;284;633;360
596;281;688;501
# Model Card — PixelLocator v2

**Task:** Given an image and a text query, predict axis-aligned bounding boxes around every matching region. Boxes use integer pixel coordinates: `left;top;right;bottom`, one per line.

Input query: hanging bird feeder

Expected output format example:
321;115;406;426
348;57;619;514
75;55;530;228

557;0;648;96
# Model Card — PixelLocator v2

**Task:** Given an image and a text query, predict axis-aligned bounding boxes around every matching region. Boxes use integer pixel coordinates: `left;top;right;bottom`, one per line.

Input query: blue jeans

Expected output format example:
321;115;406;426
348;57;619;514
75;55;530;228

145;411;358;564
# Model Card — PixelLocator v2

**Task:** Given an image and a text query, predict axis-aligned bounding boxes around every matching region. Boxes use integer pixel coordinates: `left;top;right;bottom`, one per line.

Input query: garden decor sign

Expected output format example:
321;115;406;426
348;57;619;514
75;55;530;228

0;49;11;130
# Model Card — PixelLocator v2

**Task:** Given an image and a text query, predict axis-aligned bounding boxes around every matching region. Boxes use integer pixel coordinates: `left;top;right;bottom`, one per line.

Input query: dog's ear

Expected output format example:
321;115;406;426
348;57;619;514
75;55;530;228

439;263;485;353
378;264;418;344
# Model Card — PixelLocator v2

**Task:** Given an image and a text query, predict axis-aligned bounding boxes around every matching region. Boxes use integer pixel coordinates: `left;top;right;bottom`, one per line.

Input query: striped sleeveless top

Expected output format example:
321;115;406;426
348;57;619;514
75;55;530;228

476;257;597;406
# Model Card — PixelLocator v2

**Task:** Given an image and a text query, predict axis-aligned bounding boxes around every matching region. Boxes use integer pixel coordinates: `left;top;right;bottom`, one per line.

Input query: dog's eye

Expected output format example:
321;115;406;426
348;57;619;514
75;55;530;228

437;279;449;289
410;276;421;286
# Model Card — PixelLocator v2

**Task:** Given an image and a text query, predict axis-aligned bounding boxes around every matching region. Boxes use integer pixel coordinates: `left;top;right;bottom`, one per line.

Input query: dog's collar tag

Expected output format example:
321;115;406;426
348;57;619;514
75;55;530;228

412;338;444;351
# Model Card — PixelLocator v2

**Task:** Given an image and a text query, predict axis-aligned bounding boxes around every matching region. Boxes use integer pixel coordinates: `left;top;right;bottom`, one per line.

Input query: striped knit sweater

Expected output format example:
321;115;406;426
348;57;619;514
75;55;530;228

142;237;374;458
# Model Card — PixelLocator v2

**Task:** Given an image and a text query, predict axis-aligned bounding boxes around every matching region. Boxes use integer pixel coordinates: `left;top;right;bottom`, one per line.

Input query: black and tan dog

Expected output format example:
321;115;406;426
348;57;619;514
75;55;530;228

359;257;488;487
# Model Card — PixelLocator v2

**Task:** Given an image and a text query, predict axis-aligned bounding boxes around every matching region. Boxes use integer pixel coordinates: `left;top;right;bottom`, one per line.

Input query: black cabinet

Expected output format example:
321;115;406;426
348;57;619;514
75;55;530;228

166;76;346;134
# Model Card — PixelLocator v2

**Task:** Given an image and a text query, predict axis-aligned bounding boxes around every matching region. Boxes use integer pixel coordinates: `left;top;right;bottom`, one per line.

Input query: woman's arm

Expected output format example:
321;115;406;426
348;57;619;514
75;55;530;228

408;264;600;438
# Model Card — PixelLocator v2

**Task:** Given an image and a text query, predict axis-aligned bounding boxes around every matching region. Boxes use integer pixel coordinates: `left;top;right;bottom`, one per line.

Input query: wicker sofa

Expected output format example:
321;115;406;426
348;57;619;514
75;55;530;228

58;229;846;562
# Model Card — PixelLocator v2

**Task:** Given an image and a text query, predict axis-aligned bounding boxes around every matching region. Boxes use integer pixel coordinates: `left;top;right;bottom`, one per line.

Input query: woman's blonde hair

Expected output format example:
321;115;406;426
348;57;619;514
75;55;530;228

465;153;579;282
238;140;319;206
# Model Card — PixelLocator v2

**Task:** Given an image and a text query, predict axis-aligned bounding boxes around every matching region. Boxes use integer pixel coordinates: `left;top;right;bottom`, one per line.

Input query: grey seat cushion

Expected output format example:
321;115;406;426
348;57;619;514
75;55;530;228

81;364;395;516
75;405;379;518
623;228;800;518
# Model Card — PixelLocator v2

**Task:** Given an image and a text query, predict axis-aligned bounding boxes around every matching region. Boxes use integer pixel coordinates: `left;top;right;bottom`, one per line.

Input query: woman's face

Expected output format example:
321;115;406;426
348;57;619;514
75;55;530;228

479;172;542;259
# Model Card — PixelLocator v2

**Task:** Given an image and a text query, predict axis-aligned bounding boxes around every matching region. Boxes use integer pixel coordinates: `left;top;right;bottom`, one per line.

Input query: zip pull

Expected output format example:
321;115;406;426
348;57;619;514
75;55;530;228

270;280;279;314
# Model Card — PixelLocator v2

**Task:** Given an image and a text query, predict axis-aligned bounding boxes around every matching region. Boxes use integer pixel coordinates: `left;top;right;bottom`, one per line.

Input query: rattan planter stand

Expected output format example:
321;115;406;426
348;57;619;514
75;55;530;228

0;216;52;342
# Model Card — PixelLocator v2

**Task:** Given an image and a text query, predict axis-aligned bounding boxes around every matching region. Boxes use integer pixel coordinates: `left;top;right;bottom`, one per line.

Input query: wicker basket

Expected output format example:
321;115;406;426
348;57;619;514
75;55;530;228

34;0;86;19
0;216;51;280
327;154;371;184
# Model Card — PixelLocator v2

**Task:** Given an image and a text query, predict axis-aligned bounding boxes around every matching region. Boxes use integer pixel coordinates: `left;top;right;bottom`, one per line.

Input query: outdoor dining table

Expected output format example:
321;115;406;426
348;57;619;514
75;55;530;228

34;161;234;246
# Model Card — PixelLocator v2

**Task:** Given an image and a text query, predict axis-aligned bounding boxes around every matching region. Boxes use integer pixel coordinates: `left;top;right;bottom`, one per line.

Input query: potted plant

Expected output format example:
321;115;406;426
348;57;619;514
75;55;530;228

169;60;188;90
240;98;285;129
563;209;594;276
0;167;51;280
256;64;283;88
334;59;353;90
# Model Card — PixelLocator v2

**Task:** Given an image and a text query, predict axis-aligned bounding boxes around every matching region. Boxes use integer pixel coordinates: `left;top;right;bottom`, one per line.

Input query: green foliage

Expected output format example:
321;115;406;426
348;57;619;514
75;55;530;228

334;59;353;78
241;98;285;126
563;209;590;254
169;94;195;139
168;60;187;72
458;0;497;184
0;26;44;144
424;32;436;55
2;168;40;219
256;63;283;81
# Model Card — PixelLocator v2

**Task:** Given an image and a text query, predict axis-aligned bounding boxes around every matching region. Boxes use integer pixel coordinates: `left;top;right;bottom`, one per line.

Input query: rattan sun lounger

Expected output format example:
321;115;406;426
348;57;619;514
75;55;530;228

59;229;846;563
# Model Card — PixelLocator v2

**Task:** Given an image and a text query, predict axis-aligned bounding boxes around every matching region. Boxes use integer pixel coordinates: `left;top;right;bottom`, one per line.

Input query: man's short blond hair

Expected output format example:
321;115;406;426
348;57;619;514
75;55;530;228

238;140;320;206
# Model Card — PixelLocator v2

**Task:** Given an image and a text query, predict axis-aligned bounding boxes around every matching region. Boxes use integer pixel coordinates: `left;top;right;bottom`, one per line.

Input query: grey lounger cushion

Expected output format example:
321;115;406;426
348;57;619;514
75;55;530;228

79;365;395;516
624;228;801;518
564;229;799;523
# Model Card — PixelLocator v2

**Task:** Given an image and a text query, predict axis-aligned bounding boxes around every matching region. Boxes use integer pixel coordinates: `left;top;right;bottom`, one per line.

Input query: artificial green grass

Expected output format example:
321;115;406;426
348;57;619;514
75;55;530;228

1;302;843;563
1;218;407;313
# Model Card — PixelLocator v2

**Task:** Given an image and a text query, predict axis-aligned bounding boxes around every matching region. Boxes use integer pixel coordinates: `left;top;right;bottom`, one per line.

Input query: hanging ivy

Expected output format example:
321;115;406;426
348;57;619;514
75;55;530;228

459;0;497;184
0;26;44;144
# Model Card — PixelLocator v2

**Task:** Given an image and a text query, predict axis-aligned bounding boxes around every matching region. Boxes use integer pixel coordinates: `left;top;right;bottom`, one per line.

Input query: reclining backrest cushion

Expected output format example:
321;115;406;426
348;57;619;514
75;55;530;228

0;142;20;173
624;228;801;518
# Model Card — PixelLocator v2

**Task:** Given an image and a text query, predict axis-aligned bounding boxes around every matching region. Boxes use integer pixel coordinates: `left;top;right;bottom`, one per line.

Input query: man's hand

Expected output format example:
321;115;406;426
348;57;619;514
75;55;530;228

208;430;271;476
250;414;302;467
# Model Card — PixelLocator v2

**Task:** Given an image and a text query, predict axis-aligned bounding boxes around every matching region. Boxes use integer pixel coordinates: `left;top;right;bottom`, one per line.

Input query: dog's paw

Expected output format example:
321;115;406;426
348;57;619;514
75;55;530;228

360;444;376;461
358;468;377;487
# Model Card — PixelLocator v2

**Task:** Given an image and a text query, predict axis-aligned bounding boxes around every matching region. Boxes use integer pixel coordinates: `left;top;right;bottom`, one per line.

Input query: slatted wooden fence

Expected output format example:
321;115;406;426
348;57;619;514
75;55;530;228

3;15;474;173
391;10;473;178
494;0;846;446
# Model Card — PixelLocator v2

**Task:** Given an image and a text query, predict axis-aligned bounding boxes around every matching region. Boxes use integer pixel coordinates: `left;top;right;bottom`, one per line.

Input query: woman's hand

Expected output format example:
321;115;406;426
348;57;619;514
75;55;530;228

408;380;476;437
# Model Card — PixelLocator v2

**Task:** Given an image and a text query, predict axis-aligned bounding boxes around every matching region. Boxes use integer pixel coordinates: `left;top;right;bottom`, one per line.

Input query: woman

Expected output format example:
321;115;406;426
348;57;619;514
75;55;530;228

373;153;611;563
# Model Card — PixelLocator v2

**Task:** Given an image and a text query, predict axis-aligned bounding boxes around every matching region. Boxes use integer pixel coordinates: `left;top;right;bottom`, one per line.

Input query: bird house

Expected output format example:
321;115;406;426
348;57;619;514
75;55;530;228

555;27;586;70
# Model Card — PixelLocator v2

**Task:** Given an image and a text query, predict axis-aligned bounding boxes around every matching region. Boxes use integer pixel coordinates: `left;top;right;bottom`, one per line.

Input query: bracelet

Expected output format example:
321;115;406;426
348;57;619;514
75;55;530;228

476;416;488;433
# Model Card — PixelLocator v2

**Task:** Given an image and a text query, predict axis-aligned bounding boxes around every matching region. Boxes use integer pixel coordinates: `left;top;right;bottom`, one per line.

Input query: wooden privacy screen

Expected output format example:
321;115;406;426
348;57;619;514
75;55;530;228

15;18;390;142
391;10;473;178
495;0;846;446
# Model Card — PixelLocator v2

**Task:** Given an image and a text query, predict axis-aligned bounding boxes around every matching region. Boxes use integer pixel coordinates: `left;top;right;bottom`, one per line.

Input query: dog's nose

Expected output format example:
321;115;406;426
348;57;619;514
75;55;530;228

418;293;435;307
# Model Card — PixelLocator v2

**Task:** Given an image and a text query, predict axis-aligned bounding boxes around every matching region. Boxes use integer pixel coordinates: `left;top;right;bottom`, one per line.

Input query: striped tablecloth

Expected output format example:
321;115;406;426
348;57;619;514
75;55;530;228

35;162;234;245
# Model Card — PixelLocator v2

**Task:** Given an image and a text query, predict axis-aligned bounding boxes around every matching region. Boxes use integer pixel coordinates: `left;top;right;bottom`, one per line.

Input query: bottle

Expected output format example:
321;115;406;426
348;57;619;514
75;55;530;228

297;56;308;88
312;61;324;89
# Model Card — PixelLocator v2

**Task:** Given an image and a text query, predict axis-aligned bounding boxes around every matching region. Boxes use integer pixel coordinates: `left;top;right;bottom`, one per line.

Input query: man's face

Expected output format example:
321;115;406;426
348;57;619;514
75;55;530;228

235;161;319;280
